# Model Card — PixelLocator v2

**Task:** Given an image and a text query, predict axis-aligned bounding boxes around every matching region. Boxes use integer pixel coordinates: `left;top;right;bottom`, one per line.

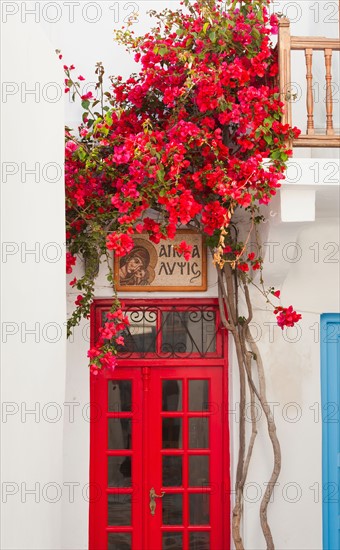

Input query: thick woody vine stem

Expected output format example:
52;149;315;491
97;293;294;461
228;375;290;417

217;263;282;550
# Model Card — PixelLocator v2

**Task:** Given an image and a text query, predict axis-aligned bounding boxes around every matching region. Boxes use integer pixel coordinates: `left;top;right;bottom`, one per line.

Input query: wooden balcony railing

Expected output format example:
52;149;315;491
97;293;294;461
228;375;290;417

278;17;340;147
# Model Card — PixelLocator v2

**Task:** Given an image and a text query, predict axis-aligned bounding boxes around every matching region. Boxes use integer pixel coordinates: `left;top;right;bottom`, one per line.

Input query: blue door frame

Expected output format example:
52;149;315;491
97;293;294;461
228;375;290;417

321;313;340;549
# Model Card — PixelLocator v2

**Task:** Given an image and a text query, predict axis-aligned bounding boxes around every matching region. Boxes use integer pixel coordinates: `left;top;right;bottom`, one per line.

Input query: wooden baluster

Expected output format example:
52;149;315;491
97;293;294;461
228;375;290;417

324;48;335;135
278;17;292;146
305;48;315;135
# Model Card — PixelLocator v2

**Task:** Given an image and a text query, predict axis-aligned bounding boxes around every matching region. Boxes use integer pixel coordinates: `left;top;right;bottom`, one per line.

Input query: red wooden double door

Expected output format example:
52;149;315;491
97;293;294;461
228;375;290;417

90;300;230;550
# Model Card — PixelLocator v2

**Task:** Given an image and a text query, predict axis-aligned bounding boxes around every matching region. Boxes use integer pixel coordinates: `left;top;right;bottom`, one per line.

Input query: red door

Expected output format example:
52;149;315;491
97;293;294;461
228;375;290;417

90;300;229;550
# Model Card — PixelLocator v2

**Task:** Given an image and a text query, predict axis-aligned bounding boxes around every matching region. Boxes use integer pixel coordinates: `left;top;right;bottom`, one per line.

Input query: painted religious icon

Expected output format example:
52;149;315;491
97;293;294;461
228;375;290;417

118;239;157;287
115;232;207;292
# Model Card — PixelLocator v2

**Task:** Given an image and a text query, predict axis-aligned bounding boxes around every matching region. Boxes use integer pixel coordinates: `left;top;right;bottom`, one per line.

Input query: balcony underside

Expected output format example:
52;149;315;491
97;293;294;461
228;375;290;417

293;135;340;147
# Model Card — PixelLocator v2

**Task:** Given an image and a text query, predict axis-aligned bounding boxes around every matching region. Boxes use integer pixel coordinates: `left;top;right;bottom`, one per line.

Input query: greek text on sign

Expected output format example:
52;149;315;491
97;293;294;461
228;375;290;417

115;231;207;292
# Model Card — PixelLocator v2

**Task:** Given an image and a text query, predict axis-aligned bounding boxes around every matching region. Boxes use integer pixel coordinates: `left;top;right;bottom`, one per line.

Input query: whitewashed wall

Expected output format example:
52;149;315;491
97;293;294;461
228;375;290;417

1;9;66;550
45;1;340;548
1;1;339;549
240;212;340;549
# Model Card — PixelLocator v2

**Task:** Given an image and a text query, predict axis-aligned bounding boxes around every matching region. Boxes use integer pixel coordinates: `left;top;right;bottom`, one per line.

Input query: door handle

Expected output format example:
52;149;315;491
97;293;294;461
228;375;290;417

149;487;165;516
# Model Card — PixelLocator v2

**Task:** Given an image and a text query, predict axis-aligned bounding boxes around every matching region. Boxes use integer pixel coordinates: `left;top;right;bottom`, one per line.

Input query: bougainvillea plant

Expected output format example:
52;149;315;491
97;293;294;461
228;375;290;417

62;0;301;547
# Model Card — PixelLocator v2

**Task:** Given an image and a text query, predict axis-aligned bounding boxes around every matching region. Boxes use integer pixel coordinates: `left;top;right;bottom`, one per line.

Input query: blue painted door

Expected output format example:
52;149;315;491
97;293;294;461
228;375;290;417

321;314;340;549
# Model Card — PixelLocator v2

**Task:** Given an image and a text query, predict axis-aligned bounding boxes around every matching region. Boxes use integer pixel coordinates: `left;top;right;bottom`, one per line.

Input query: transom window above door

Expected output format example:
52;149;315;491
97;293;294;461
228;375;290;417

95;299;224;359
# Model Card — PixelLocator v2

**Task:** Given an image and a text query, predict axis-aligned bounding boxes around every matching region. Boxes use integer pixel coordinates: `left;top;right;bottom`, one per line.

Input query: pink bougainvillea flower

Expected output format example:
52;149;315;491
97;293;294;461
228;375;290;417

65;141;78;153
75;295;83;307
90;364;99;376
87;348;101;359
176;241;193;261
66;252;76;274
106;232;134;256
275;306;302;329
81;92;93;101
113;145;131;165
237;263;249;272
223;246;233;254
99;351;117;372
135;223;144;234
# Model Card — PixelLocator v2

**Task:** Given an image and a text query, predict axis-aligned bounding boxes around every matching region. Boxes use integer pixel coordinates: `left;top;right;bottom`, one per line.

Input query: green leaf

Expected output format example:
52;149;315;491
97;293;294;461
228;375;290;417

81;100;90;111
203;22;209;34
158;46;168;56
77;148;87;161
252;27;261;40
271;150;281;160
264;135;272;145
209;30;216;43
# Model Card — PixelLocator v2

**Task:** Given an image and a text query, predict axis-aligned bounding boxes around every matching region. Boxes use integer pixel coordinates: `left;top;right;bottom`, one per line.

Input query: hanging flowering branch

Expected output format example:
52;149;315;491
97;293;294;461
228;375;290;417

62;0;301;546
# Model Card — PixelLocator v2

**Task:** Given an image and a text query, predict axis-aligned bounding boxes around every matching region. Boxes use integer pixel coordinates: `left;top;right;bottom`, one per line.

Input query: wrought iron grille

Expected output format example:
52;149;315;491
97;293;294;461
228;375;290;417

102;304;222;359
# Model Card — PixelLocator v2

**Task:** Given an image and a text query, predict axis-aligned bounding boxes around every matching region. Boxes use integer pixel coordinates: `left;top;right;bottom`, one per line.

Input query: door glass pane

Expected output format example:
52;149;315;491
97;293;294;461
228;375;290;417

189;493;209;525
189;418;209;448
162;380;182;411
162;418;182;449
108;532;131;550
108;418;132;450
161;311;216;355
189;532;210;550
108;456;131;487
163;456;182;487
114;310;157;353
108;494;131;526
189;455;209;487
189;380;209;411
163;532;183;549
162;493;183;525
108;381;132;412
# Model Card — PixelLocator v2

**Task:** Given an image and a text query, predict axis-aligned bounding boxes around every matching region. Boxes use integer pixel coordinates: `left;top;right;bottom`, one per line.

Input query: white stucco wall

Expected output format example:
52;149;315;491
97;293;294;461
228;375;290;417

1;11;66;550
240;215;340;549
1;1;339;549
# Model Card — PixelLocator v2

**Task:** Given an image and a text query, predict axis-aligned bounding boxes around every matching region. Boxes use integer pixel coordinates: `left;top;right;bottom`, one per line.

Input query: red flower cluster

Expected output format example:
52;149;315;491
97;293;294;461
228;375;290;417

274;306;302;329
106;232;134;256
66;252;76;274
65;1;298;255
63;0;302;372
88;307;130;375
176;241;193;261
